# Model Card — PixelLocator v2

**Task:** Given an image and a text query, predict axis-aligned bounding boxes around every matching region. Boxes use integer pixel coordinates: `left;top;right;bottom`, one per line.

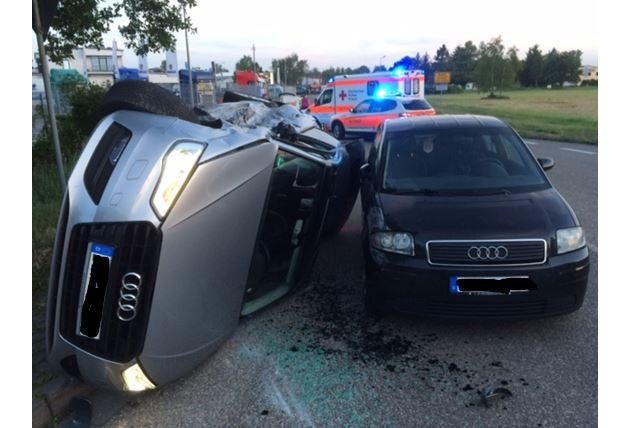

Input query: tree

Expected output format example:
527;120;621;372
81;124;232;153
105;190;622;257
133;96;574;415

271;53;309;85
353;65;370;74
235;55;261;72
507;47;521;85
45;0;197;65
372;65;387;72
542;48;582;86
391;56;415;70
473;36;515;95
213;63;229;74
160;59;166;71
520;45;544;87
433;44;451;71
450;41;478;85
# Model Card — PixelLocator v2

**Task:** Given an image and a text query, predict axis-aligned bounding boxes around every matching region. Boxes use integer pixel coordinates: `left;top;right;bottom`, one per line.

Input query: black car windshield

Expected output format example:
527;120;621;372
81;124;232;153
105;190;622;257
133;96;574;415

381;127;549;193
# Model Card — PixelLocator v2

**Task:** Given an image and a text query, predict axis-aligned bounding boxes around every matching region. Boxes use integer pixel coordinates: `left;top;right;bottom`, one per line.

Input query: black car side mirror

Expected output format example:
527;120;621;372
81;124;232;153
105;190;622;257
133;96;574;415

360;162;371;179
537;157;555;171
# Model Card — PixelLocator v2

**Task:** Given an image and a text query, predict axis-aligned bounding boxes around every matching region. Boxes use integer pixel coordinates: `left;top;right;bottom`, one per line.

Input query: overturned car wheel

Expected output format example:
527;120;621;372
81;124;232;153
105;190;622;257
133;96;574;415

96;80;200;124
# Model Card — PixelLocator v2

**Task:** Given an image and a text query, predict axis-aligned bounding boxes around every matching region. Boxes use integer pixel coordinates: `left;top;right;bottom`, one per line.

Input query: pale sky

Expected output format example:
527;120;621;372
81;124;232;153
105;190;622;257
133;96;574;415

33;0;598;72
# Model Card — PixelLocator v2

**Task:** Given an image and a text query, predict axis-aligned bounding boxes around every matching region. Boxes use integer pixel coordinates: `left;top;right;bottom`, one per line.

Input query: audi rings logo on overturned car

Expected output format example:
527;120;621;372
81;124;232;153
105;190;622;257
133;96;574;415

117;272;142;321
467;245;509;261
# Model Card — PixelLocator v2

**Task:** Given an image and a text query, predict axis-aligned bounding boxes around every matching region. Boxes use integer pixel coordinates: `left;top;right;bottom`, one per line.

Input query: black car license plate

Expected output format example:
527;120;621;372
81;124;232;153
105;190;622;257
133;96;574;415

449;276;536;295
78;243;114;338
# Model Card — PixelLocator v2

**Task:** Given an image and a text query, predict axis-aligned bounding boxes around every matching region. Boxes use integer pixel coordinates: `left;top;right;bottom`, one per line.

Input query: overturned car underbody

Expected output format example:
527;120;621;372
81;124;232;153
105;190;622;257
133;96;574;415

46;82;362;391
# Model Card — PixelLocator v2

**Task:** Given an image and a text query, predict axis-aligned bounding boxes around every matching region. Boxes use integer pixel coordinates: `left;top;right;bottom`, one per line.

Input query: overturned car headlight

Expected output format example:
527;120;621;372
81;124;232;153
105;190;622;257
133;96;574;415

151;141;206;218
122;364;156;392
556;227;586;254
371;232;415;255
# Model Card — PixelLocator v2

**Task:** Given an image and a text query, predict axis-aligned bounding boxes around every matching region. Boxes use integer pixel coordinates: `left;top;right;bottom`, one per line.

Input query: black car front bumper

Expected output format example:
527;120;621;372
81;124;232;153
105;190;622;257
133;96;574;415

364;246;589;319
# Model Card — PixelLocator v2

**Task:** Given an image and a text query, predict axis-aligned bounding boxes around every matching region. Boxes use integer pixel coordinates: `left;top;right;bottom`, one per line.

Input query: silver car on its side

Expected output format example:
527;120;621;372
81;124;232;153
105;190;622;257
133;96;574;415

46;82;362;392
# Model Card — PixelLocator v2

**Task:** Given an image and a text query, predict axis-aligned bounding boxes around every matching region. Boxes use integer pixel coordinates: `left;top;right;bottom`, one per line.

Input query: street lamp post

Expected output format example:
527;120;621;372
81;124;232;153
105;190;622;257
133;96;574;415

379;55;386;68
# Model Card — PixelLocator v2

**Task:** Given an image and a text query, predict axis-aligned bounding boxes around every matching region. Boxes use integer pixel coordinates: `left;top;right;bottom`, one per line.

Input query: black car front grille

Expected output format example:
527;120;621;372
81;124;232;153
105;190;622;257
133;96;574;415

427;240;547;266
59;222;161;363
426;300;547;318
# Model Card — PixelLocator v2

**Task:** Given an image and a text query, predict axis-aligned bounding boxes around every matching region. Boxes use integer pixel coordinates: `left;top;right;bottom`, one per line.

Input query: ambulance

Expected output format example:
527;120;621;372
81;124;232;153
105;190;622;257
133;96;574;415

306;69;425;130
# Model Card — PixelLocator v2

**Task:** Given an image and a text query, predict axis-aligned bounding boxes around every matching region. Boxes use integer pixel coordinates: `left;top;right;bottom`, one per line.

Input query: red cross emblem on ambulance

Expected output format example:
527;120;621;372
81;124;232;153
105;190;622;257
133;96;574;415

339;90;347;101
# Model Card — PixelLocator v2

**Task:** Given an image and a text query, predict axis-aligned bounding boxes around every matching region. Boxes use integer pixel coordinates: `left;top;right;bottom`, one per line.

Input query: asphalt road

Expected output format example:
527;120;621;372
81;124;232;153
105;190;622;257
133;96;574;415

89;139;597;427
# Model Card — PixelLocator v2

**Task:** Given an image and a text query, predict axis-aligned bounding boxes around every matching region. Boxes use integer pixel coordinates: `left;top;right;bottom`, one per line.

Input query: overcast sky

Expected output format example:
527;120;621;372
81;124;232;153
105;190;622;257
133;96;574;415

33;0;598;72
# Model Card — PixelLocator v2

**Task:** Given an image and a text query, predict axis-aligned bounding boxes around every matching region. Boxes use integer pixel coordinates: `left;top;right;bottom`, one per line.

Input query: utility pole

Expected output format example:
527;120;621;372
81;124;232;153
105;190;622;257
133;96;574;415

252;44;256;74
33;0;66;193
182;2;194;107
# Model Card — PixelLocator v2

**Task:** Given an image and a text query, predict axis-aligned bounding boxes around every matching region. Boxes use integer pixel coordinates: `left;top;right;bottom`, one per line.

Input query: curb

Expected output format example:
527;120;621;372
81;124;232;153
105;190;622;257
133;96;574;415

34;377;95;427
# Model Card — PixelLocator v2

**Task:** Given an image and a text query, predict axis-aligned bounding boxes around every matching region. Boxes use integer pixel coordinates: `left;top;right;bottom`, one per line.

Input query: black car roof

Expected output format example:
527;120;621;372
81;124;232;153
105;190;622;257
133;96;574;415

384;115;508;132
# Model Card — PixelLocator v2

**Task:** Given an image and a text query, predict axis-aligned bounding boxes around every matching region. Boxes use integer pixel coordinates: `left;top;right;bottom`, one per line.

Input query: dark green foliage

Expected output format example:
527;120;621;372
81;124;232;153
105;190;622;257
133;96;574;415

520;45;544;87
580;79;598;87
391;56;416;70
44;0;197;65
450;41;478;85
271;53;309;85
33;80;108;165
433;44;451;71
473;37;516;95
235;55;262;72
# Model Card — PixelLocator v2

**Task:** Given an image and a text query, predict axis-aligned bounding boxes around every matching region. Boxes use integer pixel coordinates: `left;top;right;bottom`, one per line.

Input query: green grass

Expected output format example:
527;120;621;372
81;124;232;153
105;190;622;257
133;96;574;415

32;162;64;303
427;87;598;144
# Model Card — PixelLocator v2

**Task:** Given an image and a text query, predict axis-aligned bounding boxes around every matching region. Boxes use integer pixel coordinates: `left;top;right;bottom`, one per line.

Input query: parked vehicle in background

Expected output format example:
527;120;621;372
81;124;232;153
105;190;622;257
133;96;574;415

361;115;589;319
330;97;435;139
46;82;363;392
306;69;425;131
278;92;299;107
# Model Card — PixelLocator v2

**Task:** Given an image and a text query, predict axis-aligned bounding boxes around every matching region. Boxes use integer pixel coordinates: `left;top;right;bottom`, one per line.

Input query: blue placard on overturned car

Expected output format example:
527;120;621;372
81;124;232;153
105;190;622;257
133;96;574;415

449;276;458;294
91;243;114;258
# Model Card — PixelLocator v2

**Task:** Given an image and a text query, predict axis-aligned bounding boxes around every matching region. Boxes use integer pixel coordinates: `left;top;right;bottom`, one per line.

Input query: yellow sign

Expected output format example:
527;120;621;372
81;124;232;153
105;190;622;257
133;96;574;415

434;72;451;85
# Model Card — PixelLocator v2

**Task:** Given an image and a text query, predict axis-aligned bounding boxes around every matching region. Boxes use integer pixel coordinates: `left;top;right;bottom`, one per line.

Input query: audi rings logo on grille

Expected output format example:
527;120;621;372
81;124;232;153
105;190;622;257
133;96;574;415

467;245;509;261
117;272;142;321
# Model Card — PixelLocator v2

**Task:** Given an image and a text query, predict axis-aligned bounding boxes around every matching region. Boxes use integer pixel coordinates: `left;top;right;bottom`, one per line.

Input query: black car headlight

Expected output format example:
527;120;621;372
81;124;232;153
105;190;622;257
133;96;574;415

556;227;586;254
370;232;415;256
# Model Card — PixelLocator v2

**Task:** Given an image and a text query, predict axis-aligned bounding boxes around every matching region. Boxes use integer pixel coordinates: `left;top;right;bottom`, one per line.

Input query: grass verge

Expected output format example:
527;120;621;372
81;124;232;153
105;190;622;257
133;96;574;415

427;87;598;144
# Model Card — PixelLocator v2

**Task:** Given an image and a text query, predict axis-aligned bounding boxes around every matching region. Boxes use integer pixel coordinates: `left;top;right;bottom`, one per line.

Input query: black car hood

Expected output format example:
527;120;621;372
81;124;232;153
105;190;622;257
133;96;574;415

378;187;578;241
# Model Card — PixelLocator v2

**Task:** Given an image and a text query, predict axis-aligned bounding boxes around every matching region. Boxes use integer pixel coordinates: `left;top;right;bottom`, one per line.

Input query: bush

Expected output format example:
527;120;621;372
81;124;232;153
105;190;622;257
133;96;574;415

33;81;109;165
580;79;598;87
448;84;464;94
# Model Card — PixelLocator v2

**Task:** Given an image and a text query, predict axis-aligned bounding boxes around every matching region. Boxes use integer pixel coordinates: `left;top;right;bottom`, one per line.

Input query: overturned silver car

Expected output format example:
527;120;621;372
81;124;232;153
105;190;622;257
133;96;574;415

46;82;362;391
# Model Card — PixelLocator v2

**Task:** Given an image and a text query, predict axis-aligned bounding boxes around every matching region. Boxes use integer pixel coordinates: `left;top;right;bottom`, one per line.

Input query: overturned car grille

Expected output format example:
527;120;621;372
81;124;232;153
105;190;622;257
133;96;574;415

59;222;161;363
426;240;547;266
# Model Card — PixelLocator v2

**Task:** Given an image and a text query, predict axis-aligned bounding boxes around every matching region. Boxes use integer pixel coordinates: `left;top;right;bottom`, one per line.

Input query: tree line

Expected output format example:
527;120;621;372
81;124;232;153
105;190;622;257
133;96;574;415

234;36;585;94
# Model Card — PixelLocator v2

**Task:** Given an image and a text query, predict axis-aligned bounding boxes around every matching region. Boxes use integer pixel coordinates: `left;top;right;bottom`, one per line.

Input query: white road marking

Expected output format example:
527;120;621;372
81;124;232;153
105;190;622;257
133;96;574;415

525;141;539;145
560;148;597;155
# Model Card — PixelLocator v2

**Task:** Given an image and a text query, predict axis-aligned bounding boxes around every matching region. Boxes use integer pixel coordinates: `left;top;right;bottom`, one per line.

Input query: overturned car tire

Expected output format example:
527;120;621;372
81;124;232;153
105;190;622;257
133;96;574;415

96;80;199;124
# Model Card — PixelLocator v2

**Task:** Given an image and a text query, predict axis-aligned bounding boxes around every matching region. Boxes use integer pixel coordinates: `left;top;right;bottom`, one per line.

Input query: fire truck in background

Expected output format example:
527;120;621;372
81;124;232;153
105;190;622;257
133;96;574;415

305;69;425;130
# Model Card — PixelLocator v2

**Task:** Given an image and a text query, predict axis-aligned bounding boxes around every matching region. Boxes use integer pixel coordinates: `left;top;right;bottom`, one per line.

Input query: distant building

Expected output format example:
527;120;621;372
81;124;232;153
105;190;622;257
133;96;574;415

579;65;598;83
66;46;124;85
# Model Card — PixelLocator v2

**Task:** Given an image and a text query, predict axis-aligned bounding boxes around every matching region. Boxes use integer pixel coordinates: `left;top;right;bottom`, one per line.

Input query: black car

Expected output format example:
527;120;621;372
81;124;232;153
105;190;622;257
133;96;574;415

360;115;589;319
